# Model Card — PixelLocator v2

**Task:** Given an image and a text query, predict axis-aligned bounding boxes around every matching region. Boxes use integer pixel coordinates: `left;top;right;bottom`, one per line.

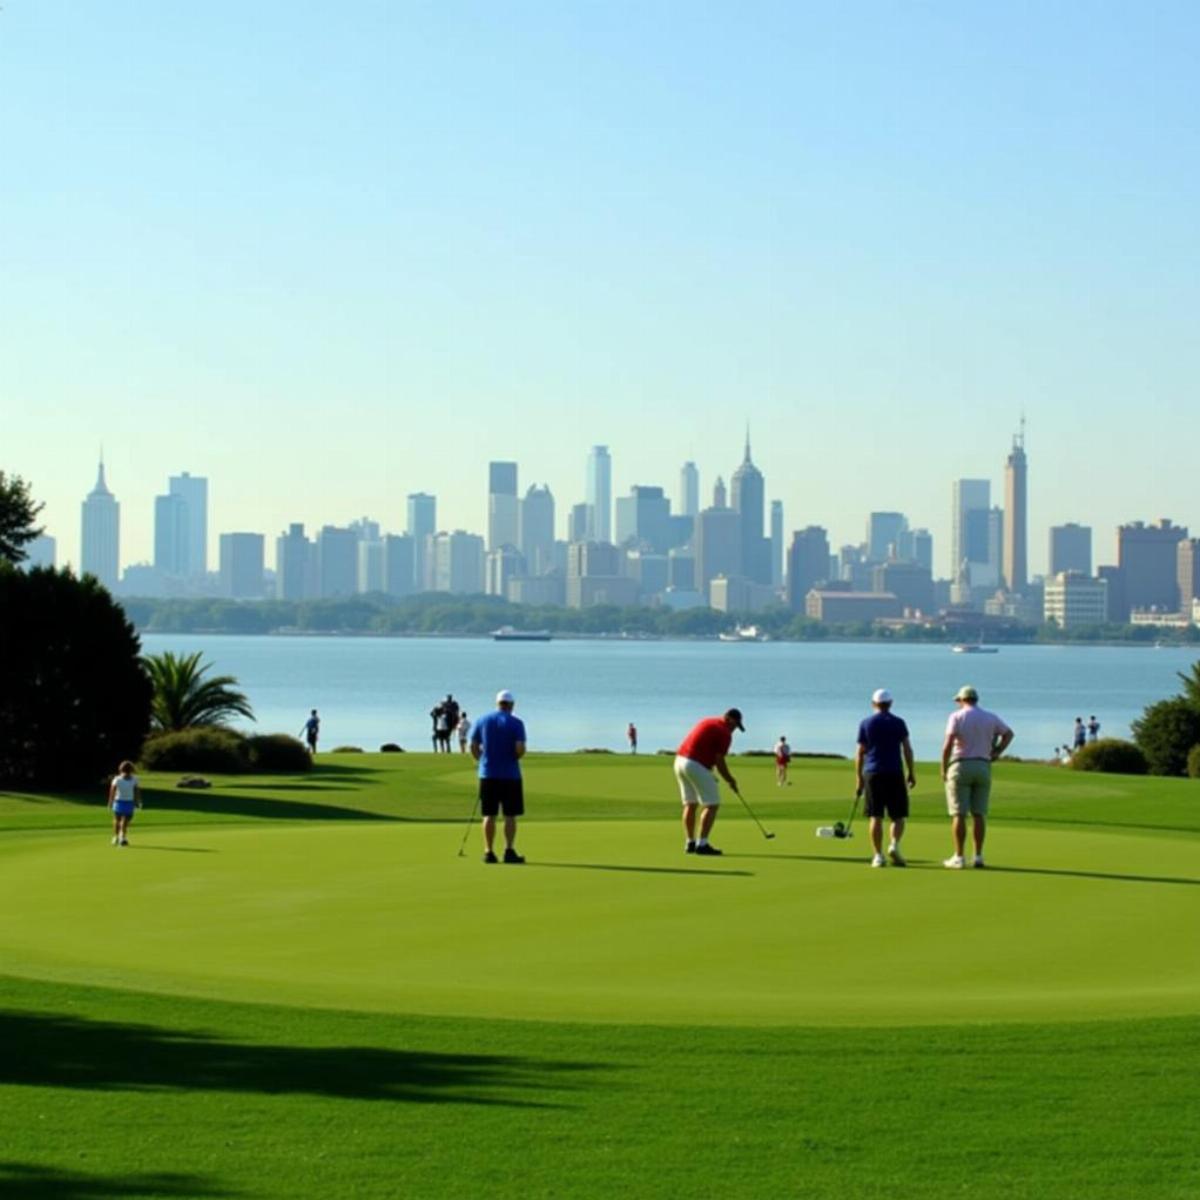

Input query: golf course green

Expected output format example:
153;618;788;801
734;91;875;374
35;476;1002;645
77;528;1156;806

2;753;1198;1198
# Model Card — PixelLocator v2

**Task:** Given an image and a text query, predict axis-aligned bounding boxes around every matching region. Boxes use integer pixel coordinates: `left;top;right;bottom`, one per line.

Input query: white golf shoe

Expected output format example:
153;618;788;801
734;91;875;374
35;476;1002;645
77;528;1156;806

871;852;887;868
943;854;965;869
973;855;986;869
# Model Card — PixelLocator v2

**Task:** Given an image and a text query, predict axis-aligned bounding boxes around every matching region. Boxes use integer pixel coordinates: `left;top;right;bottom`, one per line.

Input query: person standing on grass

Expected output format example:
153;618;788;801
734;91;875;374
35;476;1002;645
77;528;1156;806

855;689;916;868
1087;715;1100;741
301;709;320;755
674;709;744;857
628;722;638;754
1072;717;1087;754
471;690;527;864
940;685;1014;869
107;760;142;847
457;711;471;753
774;735;792;786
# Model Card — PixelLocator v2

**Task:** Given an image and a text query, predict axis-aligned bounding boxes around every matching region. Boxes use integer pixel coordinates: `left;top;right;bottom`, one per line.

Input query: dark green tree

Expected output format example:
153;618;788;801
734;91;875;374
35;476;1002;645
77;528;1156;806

1175;660;1200;710
0;566;152;787
143;651;255;732
0;471;44;565
1131;697;1200;777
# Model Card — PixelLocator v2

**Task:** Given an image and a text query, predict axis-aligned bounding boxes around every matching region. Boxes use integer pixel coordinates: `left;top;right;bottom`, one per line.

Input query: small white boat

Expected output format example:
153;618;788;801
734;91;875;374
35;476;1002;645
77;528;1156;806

492;626;552;642
719;625;769;643
952;643;999;654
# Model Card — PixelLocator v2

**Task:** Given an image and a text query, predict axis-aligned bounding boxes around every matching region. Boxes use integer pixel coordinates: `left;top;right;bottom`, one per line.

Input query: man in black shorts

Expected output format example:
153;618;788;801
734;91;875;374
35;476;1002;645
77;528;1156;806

470;689;527;864
855;688;916;868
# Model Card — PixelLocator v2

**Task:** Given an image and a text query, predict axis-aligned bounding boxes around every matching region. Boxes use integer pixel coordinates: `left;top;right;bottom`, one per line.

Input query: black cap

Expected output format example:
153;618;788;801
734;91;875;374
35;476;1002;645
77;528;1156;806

724;708;745;732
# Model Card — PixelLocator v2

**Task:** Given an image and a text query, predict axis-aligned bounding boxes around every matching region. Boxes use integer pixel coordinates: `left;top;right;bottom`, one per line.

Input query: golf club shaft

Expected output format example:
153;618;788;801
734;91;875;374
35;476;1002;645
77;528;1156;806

732;786;774;840
457;794;480;856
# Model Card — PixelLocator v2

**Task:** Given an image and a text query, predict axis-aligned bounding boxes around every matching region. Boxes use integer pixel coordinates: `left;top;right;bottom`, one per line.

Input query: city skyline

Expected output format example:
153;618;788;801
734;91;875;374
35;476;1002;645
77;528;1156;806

4;4;1199;579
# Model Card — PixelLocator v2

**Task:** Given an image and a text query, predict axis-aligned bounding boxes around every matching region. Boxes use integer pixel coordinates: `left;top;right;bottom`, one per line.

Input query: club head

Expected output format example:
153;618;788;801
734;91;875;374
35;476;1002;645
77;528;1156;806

764;832;776;840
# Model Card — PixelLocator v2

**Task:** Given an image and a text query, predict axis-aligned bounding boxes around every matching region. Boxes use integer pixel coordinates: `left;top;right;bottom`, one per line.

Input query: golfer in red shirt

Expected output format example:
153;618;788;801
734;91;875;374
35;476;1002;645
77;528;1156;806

674;708;744;856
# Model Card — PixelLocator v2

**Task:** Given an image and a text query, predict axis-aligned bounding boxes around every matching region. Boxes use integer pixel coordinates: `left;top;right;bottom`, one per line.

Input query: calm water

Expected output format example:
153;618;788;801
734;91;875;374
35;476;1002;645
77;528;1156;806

139;634;1198;760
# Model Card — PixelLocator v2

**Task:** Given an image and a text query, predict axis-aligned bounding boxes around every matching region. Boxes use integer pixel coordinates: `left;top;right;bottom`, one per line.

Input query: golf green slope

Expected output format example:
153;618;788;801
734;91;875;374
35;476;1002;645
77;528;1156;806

2;754;1198;1199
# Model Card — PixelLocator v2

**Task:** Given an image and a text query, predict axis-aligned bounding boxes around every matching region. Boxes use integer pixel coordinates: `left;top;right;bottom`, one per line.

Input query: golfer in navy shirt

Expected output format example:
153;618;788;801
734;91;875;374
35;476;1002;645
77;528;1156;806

470;689;527;864
855;688;916;868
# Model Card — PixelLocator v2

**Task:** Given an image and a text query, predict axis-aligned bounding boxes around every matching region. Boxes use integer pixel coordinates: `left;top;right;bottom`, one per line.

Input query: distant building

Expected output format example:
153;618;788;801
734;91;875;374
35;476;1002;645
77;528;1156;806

432;531;485;595
1118;519;1187;613
275;524;313;601
1049;524;1092;577
486;545;524;597
786;527;830;612
1097;565;1128;623
770;500;784;588
679;461;699;518
316;526;359;598
615;485;671;553
508;572;566;606
624;549;669;598
951;479;993;598
1179;539;1200;613
168;472;208;576
710;576;776;613
712;475;727;510
806;590;903;623
219;533;265;599
154;492;189;576
1003;425;1027;592
909;528;933;574
567;502;590;544
357;538;384;594
25;533;56;569
381;534;415;598
667;549;695;591
81;460;120;589
585;446;612;543
406;493;436;591
872;561;934;615
487;462;519;551
731;433;770;584
566;541;637;608
1044;572;1108;629
519;484;556;575
866;512;907;563
694;506;742;595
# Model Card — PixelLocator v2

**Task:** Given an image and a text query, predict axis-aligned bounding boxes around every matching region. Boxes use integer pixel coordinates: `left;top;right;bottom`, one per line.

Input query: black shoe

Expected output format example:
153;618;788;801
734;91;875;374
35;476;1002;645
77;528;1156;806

685;840;696;854
483;851;498;864
694;843;723;856
503;848;525;864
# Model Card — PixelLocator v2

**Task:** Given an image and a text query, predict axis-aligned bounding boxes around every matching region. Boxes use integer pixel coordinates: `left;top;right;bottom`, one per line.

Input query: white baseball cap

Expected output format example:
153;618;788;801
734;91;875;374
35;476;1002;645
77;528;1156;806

872;688;893;704
496;689;515;705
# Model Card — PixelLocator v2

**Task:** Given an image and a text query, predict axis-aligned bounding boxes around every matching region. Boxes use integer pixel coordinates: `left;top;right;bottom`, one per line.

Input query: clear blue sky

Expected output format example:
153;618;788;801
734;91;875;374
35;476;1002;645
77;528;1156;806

3;1;1197;576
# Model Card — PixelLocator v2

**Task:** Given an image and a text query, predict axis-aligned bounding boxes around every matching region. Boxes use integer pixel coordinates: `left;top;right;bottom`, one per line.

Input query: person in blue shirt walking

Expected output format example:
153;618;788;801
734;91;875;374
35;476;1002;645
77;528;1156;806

470;689;527;865
855;688;916;868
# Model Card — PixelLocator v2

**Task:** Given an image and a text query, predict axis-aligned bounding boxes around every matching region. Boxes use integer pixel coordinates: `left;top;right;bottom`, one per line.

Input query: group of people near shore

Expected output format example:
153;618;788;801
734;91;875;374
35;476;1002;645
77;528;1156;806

1056;715;1101;761
105;684;1015;871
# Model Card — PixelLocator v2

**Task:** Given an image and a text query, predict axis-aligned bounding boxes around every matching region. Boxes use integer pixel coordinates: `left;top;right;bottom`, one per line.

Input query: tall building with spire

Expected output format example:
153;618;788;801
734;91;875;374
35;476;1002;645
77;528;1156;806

730;431;770;583
81;459;119;589
1003;420;1027;593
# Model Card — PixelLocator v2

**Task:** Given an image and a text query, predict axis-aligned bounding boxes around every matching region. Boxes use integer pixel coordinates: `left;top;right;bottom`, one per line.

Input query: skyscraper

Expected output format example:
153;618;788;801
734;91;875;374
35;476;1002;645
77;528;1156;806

731;432;769;583
694;507;742;597
407;493;436;590
786;527;831;611
951;479;990;577
154;492;188;575
679;461;699;518
1003;424;1028;592
487;461;519;550
275;524;312;601
586;446;612;542
316;526;359;598
614;486;671;553
770;500;784;587
1118;519;1187;612
219;533;265;599
712;475;727;509
519;484;556;575
866;512;907;563
168;472;208;576
80;460;119;589
1049;524;1092;576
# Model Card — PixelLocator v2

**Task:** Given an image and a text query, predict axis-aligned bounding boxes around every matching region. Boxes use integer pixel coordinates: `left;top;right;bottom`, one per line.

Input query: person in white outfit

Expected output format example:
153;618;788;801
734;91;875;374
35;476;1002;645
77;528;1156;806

107;760;142;847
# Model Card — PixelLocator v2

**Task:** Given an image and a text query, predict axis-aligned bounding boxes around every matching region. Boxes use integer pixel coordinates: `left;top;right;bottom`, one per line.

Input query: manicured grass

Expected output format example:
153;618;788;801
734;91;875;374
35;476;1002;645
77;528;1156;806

2;755;1198;1198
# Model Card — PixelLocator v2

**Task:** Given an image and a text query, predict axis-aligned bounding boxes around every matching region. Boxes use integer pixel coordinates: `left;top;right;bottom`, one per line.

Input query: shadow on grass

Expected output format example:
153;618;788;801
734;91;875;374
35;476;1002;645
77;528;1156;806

0;1011;604;1108
130;788;399;823
0;1162;233;1198
987;864;1200;887
529;861;754;878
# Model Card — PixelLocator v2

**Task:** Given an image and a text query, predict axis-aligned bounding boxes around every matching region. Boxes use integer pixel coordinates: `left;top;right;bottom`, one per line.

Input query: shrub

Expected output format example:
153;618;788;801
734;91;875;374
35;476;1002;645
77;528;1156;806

0;566;152;787
140;728;247;773
1132;698;1200;776
379;743;404;753
244;734;311;773
1188;745;1200;779
1069;738;1148;775
331;745;364;753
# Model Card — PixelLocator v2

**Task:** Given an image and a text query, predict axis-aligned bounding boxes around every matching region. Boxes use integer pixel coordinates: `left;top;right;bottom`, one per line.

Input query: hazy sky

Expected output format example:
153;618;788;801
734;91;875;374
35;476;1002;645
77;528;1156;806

3;1;1198;577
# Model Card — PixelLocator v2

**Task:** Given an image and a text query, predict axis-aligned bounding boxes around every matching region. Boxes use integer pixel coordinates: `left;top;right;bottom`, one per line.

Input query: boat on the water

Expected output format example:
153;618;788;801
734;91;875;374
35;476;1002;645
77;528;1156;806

492;626;552;642
718;625;769;643
951;643;999;654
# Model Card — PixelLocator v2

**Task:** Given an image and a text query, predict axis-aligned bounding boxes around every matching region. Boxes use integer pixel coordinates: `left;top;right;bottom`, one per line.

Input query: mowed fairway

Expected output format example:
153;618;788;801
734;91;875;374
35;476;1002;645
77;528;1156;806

2;753;1199;1198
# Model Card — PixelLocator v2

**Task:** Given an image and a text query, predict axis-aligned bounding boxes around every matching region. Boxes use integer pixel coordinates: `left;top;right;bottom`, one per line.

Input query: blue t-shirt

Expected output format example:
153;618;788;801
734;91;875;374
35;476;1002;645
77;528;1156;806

471;710;527;781
857;711;910;775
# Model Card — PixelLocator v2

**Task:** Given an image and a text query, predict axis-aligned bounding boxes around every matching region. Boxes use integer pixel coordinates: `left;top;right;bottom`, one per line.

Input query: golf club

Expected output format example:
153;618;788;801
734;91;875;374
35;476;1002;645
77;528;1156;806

816;791;860;840
456;794;480;858
732;784;775;840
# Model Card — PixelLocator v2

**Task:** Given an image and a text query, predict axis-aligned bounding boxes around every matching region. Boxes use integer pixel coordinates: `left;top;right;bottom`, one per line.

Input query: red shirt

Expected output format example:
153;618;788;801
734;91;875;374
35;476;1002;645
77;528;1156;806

677;717;732;769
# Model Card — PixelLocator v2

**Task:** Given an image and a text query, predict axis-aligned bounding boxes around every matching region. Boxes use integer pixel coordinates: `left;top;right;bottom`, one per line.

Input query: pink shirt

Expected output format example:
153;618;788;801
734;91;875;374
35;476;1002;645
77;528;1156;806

944;705;1012;761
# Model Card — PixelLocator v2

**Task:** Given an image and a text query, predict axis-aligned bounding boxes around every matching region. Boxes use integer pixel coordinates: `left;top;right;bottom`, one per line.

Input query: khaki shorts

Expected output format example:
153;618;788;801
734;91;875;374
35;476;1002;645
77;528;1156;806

945;759;991;817
674;755;720;807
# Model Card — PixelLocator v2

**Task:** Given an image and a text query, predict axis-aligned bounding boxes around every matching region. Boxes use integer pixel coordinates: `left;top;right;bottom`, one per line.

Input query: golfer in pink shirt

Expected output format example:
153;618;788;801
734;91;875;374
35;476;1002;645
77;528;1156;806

940;685;1014;869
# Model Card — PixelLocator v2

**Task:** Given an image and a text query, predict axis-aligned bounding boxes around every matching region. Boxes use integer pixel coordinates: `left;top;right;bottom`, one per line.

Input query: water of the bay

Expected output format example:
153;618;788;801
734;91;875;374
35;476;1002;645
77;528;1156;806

140;634;1198;761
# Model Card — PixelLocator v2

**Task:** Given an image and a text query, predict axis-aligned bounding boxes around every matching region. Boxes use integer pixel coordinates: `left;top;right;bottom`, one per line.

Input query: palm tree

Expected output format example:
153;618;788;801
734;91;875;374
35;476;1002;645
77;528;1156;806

1177;661;1200;710
143;651;255;732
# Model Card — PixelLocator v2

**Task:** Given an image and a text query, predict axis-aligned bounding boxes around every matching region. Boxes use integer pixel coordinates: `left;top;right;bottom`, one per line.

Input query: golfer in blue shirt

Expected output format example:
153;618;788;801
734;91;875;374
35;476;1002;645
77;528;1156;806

855;688;916;868
470;689;527;864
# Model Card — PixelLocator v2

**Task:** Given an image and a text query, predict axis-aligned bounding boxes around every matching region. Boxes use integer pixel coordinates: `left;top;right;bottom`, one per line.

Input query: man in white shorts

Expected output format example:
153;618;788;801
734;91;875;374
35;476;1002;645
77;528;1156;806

674;708;744;857
940;685;1014;869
